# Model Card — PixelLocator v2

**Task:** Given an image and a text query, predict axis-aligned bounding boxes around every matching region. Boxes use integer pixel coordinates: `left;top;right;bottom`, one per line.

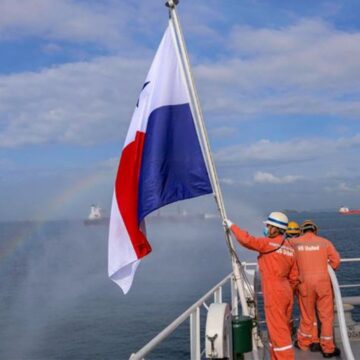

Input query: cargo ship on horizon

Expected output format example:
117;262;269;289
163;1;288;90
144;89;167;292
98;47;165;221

339;206;360;215
84;205;109;225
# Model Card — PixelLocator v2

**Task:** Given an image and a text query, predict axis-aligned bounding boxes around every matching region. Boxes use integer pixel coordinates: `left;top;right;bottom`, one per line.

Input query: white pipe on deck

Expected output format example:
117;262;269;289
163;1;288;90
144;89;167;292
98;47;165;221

328;265;355;360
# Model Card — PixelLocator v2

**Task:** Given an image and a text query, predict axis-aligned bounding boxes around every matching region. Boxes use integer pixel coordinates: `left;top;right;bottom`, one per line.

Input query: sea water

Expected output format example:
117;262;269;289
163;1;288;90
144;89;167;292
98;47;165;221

0;212;359;359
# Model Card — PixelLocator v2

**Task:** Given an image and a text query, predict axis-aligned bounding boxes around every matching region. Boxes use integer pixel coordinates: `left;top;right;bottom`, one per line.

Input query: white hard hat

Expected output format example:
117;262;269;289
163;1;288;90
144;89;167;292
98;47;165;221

264;212;288;230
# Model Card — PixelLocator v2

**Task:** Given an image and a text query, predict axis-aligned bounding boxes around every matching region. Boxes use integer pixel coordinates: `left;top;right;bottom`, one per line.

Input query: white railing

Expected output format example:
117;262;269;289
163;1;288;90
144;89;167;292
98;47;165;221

339;258;360;291
329;265;355;360
340;258;360;263
329;258;360;360
129;259;360;360
129;262;257;360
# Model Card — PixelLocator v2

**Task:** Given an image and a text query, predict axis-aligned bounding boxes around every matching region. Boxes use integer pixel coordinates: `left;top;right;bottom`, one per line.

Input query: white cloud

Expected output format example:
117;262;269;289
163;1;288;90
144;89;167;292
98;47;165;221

0;56;149;147
99;157;119;172
41;43;63;54
254;171;302;184
209;126;237;138
220;177;235;185
338;182;360;193
0;1;223;53
229;19;332;57
1;9;360;149
195;19;360;119
215;135;360;165
2;3;360;121
0;0;131;47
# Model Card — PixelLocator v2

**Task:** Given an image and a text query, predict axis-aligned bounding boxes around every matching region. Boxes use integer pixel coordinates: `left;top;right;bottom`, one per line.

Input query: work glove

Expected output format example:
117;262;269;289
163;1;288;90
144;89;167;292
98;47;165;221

223;218;233;230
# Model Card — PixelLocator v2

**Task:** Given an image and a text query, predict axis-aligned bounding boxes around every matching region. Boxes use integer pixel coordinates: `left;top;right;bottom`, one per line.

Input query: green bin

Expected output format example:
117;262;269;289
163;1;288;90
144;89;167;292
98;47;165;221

232;315;253;358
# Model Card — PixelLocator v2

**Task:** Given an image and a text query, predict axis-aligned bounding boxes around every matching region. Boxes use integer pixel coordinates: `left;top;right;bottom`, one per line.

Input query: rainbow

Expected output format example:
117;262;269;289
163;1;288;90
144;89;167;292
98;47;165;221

1;171;112;265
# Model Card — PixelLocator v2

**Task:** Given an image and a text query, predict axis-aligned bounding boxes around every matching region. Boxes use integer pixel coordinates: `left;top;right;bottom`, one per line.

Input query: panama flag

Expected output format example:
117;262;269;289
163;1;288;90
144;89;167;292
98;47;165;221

108;22;213;294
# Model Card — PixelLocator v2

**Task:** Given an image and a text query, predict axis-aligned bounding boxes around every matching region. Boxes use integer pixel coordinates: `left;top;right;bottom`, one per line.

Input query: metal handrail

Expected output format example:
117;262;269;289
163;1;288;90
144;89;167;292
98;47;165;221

129;273;234;360
338;258;360;289
340;284;360;288
340;258;360;263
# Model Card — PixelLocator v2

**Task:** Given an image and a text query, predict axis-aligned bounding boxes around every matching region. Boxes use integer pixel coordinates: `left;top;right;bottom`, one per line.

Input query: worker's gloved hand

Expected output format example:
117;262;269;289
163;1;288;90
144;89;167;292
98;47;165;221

223;219;233;230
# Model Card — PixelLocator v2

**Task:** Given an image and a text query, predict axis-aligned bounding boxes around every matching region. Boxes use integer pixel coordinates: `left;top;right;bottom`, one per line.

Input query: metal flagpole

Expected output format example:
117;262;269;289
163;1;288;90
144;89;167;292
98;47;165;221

167;3;260;357
166;0;251;316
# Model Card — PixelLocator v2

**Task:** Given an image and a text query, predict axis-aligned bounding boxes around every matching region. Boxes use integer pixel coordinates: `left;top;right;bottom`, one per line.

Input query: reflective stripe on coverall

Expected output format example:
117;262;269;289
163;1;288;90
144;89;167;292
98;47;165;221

230;224;299;360
290;232;340;354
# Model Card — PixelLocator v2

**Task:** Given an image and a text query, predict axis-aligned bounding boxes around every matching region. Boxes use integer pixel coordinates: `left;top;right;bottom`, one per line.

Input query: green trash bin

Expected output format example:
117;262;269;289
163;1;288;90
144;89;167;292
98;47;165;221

232;315;253;358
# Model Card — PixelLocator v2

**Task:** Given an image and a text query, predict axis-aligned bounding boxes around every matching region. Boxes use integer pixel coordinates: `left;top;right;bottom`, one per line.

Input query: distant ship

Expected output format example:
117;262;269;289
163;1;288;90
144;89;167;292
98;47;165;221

339;206;360;215
84;205;109;225
147;207;218;221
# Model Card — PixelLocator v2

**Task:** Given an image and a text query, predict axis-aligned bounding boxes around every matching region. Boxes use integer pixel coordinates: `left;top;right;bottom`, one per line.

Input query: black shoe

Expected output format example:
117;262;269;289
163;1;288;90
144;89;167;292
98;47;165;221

310;342;321;352
294;340;300;349
322;347;341;358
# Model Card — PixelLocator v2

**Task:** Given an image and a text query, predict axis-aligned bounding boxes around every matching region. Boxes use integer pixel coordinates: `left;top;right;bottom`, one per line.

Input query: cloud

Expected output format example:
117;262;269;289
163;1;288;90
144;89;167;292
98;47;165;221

0;1;223;54
195;18;360;119
215;134;360;165
0;0;132;47
209;126;237;138
229;19;332;57
254;171;302;184
0;56;149;147
338;182;360;193
2;2;360;112
99;157;119;170
1;13;360;148
41;43;63;54
220;177;235;185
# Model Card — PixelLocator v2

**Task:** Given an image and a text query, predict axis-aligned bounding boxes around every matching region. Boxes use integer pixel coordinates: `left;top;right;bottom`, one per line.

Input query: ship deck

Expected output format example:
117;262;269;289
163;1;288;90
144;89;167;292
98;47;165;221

244;335;360;359
245;343;359;359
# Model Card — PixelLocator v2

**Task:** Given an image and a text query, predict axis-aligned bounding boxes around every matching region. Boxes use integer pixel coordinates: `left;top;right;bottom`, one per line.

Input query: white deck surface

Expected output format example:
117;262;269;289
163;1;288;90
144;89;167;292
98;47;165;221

244;328;360;359
245;341;360;359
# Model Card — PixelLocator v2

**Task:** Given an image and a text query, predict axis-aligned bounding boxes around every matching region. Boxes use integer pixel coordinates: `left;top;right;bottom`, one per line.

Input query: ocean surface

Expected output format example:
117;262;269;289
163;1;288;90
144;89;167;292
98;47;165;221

0;212;359;360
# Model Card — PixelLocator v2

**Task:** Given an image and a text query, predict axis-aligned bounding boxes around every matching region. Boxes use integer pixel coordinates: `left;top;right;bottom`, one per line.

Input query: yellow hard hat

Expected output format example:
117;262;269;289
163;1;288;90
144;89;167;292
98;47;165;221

286;221;301;236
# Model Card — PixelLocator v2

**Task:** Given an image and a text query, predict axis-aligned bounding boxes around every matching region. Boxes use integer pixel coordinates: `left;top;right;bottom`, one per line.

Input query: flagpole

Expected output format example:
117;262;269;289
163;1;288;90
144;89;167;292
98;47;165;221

166;0;252;316
167;3;261;357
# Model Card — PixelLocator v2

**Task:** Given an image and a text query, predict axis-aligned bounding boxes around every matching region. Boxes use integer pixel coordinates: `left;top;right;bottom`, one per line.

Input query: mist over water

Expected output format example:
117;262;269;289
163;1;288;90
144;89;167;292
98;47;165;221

0;212;359;359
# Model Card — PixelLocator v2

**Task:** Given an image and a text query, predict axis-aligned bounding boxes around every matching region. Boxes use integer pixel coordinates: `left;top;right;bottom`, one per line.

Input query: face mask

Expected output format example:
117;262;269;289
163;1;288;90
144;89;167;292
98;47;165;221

263;227;269;237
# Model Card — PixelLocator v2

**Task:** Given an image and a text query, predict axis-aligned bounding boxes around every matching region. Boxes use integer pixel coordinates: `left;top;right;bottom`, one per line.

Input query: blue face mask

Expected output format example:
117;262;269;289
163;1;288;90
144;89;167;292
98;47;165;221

263;227;269;237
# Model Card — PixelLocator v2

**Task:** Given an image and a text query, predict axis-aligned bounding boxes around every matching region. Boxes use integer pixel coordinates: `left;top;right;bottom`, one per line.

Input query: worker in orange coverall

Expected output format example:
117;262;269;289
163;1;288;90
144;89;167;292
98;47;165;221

224;212;299;360
286;221;321;345
290;220;341;358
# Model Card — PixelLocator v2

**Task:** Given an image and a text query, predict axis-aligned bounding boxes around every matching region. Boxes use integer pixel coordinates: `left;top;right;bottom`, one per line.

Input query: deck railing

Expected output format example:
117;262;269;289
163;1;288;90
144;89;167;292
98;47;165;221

129;259;360;360
129;272;232;360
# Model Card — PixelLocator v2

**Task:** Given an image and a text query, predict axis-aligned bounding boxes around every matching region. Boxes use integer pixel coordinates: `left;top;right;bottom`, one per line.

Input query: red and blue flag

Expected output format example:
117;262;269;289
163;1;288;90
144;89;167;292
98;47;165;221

108;23;212;294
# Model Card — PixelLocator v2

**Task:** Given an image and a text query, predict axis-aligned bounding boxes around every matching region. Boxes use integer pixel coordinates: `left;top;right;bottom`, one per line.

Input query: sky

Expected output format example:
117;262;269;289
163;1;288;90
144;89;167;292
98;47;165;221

1;0;360;221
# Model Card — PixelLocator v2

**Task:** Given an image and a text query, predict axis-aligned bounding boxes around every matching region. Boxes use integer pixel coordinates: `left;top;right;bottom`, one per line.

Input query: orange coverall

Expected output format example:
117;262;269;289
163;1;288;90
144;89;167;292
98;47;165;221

290;232;340;354
230;224;299;360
